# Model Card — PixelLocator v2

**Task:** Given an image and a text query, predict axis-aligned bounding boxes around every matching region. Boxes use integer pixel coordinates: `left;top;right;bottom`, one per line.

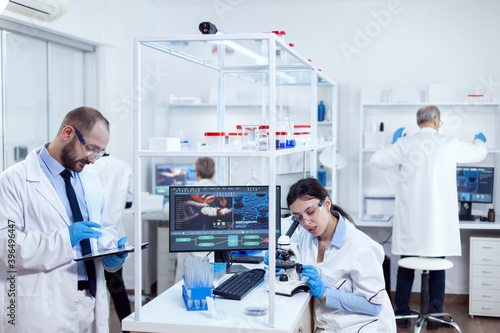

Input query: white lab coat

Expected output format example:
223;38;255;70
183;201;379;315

370;128;487;256
88;155;133;239
292;215;396;333
0;148;118;333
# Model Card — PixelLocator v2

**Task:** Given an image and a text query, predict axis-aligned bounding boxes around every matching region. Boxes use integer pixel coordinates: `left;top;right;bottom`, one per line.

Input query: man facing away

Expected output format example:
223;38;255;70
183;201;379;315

370;105;487;329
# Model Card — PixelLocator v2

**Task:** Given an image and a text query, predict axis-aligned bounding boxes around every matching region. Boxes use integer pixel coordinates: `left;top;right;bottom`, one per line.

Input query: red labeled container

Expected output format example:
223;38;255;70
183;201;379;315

276;132;286;149
204;132;225;150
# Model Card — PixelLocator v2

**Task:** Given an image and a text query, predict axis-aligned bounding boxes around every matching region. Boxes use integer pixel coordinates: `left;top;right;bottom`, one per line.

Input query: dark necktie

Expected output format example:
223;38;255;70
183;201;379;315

61;169;96;297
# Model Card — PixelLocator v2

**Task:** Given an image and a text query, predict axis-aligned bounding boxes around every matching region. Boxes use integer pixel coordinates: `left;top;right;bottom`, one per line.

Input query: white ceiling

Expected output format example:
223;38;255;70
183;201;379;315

147;0;349;7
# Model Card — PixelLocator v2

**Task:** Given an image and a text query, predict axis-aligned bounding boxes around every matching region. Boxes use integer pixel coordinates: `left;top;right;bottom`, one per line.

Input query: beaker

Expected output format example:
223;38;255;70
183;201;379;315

257;125;269;151
227;132;241;150
204;132;225;150
284;117;296;148
242;125;258;150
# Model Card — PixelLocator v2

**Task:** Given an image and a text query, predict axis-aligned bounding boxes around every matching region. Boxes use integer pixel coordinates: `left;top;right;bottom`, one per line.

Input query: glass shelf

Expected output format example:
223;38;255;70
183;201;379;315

140;34;334;87
138;142;336;158
362;102;500;107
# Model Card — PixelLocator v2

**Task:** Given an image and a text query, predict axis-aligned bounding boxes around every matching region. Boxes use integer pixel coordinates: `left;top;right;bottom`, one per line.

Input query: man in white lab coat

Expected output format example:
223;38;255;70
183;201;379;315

0;107;126;333
89;153;133;332
370;105;487;329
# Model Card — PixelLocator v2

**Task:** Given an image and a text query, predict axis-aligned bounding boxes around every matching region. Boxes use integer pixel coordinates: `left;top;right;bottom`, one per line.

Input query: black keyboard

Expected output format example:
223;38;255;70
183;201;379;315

213;268;266;300
231;255;265;264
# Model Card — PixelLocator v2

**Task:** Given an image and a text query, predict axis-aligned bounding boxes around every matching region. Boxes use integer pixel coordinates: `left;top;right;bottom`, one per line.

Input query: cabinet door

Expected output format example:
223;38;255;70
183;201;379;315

48;43;85;137
470;238;500;317
1;31;90;170
470;301;500;316
3;31;48;169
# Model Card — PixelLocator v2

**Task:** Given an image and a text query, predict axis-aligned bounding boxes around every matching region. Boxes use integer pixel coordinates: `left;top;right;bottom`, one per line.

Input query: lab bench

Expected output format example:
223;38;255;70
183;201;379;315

122;265;313;333
357;217;500;318
356;219;500;230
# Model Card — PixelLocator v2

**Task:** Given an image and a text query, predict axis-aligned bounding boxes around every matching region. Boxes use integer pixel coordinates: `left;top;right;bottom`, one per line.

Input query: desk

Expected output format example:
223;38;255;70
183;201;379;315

357;220;500;230
357;218;500;296
123;270;313;333
458;220;500;230
122;209;169;294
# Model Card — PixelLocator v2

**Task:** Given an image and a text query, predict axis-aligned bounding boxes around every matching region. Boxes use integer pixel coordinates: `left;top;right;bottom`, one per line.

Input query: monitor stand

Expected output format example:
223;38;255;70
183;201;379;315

214;250;249;274
459;201;472;221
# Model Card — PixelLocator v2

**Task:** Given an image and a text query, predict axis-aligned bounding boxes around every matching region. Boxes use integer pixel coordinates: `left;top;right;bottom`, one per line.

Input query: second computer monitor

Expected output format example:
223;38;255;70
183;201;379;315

169;185;281;257
154;163;197;197
457;166;494;220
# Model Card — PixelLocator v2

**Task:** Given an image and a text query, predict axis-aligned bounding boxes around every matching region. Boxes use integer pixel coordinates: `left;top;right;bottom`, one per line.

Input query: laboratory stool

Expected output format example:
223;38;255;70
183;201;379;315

394;257;462;333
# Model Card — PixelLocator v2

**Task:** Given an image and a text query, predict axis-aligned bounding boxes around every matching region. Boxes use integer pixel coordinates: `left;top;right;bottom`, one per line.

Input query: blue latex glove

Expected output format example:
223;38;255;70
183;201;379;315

264;250;286;273
302;265;327;298
392;127;406;144
264;250;283;265
474;132;486;142
68;221;101;247
103;236;128;268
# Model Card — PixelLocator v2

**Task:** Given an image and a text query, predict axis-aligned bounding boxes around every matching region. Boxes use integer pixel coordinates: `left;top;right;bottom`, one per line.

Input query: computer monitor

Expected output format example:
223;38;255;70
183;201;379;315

457;166;494;220
154;163;197;197
169;185;281;272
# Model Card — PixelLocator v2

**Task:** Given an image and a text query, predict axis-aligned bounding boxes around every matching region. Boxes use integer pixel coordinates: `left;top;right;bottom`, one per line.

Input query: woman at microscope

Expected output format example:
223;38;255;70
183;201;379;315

284;177;396;332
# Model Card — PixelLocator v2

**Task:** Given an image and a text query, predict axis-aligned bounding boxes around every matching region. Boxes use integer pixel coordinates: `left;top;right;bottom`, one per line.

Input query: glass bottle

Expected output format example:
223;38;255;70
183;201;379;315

488;208;495;222
317;165;327;186
318;101;325;122
276;132;286;149
245;170;262;186
284;117;296;148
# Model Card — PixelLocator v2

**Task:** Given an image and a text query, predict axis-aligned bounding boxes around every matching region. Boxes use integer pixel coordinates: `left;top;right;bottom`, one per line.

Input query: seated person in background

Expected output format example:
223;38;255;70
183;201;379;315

268;177;396;333
194;156;215;186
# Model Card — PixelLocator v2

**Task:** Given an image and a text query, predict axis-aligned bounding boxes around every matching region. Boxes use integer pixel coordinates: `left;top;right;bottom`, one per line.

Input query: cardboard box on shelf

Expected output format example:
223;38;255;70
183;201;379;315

427;84;457;103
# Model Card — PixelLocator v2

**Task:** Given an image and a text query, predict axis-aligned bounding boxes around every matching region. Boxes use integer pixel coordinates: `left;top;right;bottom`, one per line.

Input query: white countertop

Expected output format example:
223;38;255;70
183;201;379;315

357;219;500;230
123;269;312;333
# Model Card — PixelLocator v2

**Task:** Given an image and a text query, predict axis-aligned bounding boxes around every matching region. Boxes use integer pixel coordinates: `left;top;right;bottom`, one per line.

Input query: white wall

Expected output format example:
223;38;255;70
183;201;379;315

6;0;500;294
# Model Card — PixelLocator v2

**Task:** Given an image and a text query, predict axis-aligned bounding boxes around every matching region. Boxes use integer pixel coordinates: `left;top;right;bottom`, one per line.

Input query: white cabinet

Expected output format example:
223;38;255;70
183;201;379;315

470;237;500;317
132;33;337;324
357;102;500;227
156;227;177;294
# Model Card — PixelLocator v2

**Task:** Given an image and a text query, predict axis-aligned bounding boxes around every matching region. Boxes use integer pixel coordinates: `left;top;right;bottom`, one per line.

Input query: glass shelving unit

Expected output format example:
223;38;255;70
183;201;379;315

132;33;337;327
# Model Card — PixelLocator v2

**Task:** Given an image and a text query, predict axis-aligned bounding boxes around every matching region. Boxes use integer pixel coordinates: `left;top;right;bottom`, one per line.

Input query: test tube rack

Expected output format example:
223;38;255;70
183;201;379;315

182;276;214;311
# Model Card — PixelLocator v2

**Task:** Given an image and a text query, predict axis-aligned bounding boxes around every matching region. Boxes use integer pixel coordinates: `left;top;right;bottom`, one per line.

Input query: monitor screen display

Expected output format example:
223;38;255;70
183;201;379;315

154;163;196;196
457;166;494;203
169;185;281;253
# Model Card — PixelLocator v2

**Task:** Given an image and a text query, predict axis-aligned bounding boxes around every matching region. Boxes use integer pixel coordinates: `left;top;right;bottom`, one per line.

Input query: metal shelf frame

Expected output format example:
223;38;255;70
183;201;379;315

132;33;337;326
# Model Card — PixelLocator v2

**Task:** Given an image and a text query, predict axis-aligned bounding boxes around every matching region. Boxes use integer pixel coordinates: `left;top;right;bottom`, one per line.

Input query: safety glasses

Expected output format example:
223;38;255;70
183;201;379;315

291;200;324;224
64;125;106;160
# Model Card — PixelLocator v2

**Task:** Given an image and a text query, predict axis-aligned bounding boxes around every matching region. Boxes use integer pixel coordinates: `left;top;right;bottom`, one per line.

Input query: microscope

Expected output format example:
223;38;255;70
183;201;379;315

272;221;310;296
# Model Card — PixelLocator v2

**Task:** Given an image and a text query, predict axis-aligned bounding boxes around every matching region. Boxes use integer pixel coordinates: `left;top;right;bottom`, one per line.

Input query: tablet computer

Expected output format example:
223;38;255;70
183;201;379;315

74;242;150;262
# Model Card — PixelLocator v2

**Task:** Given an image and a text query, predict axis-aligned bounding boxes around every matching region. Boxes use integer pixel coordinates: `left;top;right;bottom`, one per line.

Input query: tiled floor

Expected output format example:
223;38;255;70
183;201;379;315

395;300;499;333
109;296;500;333
108;300;124;333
